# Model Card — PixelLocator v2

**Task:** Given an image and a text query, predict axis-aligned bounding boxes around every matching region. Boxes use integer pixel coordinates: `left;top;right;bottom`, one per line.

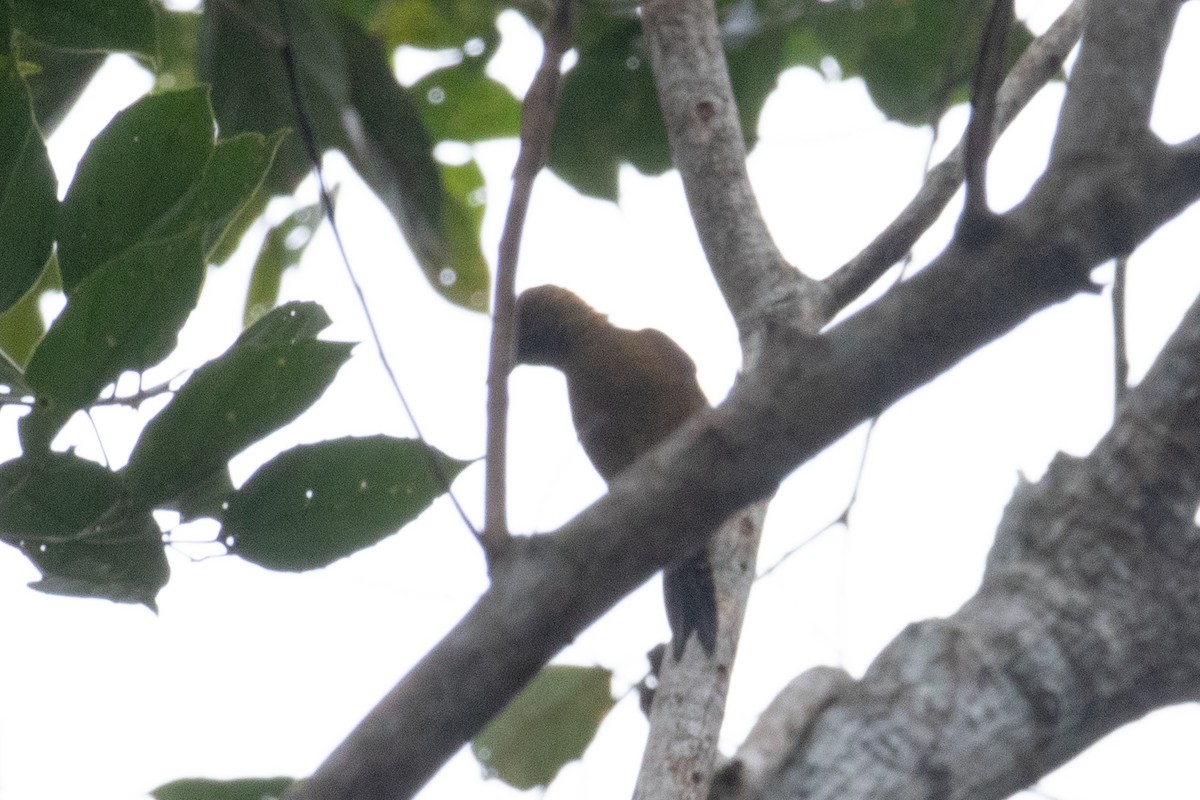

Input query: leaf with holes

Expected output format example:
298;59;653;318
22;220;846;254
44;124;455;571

474;665;615;790
121;302;353;509
24;229;205;411
243;199;323;327
226;435;468;571
0;452;168;609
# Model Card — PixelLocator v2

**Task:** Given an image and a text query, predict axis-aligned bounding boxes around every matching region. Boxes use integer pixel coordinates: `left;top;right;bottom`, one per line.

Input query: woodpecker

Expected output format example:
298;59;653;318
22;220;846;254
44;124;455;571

514;284;717;658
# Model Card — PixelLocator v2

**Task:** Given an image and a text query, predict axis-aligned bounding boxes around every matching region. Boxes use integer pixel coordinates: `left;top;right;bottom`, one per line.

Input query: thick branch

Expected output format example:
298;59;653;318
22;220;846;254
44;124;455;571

754;274;1200;800
283;129;1200;800
1052;0;1181;160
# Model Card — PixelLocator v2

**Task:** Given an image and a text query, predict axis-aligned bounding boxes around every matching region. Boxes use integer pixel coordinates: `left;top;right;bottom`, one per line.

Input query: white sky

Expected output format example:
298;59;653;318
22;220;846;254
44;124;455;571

2;2;1200;799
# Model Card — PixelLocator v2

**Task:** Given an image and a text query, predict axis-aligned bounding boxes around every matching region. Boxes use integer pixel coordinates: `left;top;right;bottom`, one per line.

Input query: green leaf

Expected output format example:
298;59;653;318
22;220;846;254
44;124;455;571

57;86;213;290
226;435;468;570
0;55;57;313
550;19;670;201
0;252;59;371
10;0;156;58
412;63;520;143
24;229;205;411
474;665;615;790
338;16;482;309
368;0;497;51
151;777;295;800
0;452;168;608
154;9;200;92
15;35;105;136
787;0;1037;126
122;302;353;509
208;184;270;267
243;200;323;327
199;0;351;196
168;468;234;524
436;160;489;311
200;1;489;311
154;130;285;259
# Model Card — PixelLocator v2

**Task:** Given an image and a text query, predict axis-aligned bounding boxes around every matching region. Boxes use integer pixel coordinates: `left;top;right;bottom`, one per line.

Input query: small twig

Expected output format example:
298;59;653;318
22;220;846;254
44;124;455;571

1112;256;1129;407
963;0;1014;222
272;0;479;538
482;0;573;554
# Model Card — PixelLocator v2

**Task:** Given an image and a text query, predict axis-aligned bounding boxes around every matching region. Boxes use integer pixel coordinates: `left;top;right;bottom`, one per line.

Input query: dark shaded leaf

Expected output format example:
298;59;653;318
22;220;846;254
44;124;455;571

121;302;353;508
243;200;323;327
169;468;234;524
24;229;205;410
785;0;1037;126
151;777;295;800
0;452;167;608
0;241;60;371
0;54;57;312
474;665;615;790
550;18;668;201
200;0;488;311
16;35;106;137
57;87;213;290
10;0;157;57
338;15;485;310
226;435;468;570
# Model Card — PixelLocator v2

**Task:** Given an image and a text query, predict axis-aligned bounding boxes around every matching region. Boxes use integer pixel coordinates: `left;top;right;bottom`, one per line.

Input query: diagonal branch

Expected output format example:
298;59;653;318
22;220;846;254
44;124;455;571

823;0;1088;313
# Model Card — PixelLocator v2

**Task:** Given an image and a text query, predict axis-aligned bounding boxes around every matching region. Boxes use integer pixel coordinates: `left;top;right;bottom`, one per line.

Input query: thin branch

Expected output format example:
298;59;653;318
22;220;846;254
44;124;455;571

823;0;1088;313
482;0;574;554
962;0;1013;222
1112;255;1129;407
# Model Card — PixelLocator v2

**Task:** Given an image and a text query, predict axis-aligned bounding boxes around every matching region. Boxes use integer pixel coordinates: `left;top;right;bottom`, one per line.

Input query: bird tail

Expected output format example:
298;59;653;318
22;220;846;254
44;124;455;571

663;551;718;659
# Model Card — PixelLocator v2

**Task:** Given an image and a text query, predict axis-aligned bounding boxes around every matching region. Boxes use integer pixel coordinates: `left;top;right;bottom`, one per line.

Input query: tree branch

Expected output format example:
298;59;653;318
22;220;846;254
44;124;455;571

640;0;827;347
824;0;1088;313
753;270;1200;800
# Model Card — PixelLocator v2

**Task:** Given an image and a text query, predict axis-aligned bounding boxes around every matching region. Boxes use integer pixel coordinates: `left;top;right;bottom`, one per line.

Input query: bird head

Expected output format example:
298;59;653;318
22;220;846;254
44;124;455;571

514;285;605;367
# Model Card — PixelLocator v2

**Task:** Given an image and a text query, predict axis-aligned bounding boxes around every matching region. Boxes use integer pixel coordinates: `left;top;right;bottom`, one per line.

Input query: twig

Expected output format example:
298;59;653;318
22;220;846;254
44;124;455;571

962;0;1013;222
1112;256;1129;407
482;0;573;553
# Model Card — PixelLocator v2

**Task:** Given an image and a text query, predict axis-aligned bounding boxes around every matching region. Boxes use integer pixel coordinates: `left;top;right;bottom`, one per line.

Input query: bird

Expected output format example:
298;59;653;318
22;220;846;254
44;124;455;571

514;284;717;659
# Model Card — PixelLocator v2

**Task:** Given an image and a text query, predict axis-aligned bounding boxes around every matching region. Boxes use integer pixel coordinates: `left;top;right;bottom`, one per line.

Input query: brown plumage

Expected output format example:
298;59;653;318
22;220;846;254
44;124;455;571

515;285;717;658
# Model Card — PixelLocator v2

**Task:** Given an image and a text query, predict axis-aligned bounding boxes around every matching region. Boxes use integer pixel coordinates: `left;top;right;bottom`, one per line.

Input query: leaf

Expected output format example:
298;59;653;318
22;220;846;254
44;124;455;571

10;0;157;57
0;452;167;609
411;63;520;144
434;159;489;311
121;302;353;509
786;0;1037;126
24;229;205;411
0;54;57;313
367;0;497;51
200;0;489;311
199;0;351;196
57;86;213;290
226;435;468;570
169;468;234;524
550;19;670;201
17;35;105;135
151;777;295;800
473;665;615;790
243;200;323;327
154;9;200;92
208;184;270;267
